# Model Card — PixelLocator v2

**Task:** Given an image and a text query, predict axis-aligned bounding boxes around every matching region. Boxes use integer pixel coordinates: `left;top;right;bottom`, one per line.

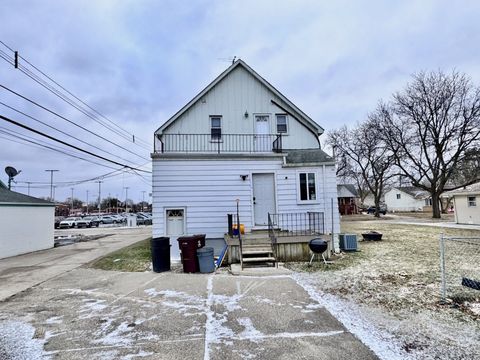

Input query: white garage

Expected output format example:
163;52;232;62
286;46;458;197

0;181;55;259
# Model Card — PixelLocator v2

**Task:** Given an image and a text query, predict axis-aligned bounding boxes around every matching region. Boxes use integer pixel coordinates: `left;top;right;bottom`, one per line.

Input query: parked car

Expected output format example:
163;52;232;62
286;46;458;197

99;215;115;224
136;215;145;225
136;212;152;225
59;217;81;228
76;217;91;228
81;216;100;227
110;214;126;224
367;205;387;215
54;216;65;229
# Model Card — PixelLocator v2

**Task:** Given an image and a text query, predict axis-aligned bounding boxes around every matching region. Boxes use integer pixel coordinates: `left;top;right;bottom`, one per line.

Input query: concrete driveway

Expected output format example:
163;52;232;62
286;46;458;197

0;268;378;360
0;226;380;359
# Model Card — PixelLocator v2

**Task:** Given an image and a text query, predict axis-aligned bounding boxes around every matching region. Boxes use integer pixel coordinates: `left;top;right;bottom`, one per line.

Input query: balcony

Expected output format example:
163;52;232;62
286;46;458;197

154;133;283;154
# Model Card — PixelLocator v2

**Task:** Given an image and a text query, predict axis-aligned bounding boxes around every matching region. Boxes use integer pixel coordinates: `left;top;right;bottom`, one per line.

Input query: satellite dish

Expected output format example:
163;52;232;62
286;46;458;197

5;166;21;190
5;166;18;178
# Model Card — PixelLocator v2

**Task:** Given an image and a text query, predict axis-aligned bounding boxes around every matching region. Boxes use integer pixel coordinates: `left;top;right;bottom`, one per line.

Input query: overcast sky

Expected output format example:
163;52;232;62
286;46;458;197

1;0;480;204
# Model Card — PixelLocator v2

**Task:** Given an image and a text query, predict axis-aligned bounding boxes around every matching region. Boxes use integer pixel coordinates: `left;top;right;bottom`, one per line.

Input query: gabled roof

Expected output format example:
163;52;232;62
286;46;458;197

0;186;55;206
337;184;359;197
444;182;480;196
156;59;324;136
392;186;429;199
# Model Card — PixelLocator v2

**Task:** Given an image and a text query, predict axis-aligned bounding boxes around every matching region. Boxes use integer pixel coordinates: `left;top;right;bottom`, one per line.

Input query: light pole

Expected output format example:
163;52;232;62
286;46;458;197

86;190;89;214
26;182;31;196
70;188;74;213
124;187;129;213
96;181;103;214
45;169;59;201
141;191;146;212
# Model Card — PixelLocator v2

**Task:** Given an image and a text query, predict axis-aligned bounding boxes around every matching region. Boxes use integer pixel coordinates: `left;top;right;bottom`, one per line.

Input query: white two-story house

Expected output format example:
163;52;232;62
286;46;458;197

152;60;339;262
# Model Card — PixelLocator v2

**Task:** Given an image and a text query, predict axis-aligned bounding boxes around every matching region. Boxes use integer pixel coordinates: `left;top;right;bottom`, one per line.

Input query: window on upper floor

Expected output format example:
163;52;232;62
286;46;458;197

299;172;316;201
396;194;401;199
210;116;222;141
276;114;288;134
468;196;477;207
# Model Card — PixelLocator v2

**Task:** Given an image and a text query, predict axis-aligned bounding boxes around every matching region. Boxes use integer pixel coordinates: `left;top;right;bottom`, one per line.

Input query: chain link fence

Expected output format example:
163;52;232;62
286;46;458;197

440;234;480;303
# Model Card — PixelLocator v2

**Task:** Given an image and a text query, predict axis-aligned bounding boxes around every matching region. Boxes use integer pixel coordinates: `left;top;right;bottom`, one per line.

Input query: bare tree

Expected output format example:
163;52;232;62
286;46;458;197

381;71;480;218
335;153;370;204
329;108;395;217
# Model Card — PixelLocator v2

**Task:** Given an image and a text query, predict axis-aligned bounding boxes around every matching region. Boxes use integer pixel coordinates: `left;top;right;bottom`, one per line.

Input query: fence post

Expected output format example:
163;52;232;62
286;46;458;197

439;233;446;304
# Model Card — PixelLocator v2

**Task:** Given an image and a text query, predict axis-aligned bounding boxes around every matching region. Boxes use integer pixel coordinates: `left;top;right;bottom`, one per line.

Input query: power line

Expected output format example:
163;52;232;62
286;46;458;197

0;102;147;166
0;114;151;172
0;83;150;162
0;41;151;148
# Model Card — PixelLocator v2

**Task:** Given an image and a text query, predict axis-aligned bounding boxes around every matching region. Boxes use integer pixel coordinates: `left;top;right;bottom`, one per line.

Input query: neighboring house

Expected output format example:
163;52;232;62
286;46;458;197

445;183;480;225
152;60;340;261
0;180;55;259
384;186;430;212
337;184;359;215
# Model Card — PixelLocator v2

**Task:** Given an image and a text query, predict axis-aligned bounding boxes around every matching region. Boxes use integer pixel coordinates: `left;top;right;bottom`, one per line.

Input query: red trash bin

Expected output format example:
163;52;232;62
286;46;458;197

177;235;205;273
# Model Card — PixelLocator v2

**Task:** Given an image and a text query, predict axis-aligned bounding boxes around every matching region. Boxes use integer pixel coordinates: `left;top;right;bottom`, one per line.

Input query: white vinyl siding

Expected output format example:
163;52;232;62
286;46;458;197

152;158;340;258
160;65;319;149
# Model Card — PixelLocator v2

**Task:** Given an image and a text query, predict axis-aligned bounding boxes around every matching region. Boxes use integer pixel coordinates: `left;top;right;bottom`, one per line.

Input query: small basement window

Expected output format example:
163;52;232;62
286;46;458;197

299;172;316;201
276;114;288;134
210;116;222;140
468;196;477;207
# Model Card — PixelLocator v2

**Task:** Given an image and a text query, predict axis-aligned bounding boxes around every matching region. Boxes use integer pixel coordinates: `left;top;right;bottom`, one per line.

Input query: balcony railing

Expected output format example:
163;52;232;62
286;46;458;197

154;133;283;154
268;212;324;237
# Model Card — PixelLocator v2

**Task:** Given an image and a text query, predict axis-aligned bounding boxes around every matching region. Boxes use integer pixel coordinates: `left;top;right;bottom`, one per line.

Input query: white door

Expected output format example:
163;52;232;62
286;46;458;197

166;209;184;235
252;174;276;226
255;115;270;152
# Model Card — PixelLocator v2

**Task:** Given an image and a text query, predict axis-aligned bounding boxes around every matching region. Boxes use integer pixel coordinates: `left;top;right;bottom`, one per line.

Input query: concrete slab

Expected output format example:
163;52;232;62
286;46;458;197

0;269;379;359
230;263;292;276
0;227;151;301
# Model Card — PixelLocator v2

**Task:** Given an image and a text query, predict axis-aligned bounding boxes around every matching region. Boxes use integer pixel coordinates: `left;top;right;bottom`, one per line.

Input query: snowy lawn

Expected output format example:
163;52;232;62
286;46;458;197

288;220;480;359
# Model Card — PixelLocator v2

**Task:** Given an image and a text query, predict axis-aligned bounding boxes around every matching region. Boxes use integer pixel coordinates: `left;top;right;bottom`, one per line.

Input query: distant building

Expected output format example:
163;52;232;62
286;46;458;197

0;180;55;259
445;183;480;225
384;186;430;212
337;184;359;215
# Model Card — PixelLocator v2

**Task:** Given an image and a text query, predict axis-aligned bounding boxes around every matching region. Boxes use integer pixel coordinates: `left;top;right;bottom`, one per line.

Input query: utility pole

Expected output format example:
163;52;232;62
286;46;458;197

70;188;74;214
124;187;129;213
96;181;103;214
26;182;31;196
141;191;146;212
86;190;89;214
116;194;119;213
53;186;56;201
45;169;59;201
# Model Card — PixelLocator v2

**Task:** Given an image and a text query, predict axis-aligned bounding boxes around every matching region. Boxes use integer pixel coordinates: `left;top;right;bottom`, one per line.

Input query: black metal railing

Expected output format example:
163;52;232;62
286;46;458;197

268;213;278;268
154;133;283;154
268;212;324;236
236;200;243;270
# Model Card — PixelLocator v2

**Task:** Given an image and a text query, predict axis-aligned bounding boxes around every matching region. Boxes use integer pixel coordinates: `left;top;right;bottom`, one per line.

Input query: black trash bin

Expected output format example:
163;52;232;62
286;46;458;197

151;237;171;273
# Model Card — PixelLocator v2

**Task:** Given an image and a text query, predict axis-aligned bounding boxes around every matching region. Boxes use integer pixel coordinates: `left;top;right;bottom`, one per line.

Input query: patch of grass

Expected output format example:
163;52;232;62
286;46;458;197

89;238;152;272
285;250;366;272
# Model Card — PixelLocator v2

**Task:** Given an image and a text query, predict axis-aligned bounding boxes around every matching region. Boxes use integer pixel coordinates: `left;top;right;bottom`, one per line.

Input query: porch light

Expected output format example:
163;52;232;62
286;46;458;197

240;175;248;181
244;110;249;118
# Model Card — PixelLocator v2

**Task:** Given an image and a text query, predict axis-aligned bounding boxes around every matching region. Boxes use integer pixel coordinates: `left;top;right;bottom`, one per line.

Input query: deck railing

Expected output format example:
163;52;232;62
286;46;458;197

268;213;278;268
268;212;324;237
154;133;283;154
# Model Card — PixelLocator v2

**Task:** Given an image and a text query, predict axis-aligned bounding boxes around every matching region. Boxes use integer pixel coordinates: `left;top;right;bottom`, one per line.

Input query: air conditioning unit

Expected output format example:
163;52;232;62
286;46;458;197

339;234;358;251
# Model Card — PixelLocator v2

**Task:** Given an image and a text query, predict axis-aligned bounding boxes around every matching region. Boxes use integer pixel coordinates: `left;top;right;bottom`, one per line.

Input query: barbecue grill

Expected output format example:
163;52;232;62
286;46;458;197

308;238;329;265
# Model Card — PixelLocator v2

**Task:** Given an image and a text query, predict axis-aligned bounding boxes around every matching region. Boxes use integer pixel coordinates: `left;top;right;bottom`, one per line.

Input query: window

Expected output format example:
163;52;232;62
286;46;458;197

396;194;401;199
210;116;222;140
468;196;477;207
425;198;432;206
299;172;316;201
276;114;288;133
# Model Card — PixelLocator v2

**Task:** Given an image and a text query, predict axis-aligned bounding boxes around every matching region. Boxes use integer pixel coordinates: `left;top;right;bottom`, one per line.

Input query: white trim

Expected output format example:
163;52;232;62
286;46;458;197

296;170;320;204
164;207;187;236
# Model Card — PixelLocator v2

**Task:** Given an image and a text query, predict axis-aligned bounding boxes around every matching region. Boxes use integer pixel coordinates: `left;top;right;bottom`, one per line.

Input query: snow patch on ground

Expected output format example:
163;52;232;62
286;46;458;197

237;317;264;342
0;320;49;360
144;288;206;315
292;273;412;360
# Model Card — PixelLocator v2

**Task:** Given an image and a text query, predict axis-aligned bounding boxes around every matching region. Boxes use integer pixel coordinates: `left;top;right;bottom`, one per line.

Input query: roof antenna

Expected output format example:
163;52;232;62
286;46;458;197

232;56;236;65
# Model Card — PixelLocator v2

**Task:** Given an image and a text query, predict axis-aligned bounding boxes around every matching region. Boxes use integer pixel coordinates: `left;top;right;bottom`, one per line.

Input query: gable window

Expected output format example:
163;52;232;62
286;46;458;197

276;114;288;134
396;194;401;199
210;116;222;140
468;196;477;207
299;172;316;201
